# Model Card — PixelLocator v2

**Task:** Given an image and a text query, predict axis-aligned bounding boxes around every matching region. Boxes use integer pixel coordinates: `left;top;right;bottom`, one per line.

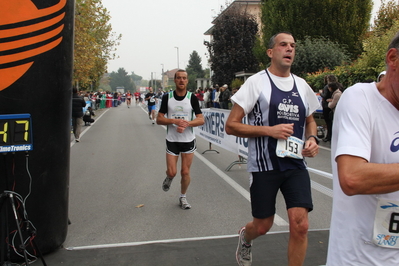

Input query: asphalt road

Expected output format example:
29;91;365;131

64;102;333;250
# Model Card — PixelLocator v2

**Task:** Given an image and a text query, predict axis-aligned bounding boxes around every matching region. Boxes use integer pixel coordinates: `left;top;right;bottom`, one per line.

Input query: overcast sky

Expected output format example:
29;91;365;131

102;0;382;80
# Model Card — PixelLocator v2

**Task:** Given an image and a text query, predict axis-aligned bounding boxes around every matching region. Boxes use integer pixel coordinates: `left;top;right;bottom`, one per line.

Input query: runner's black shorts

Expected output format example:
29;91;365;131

250;169;313;219
166;139;196;156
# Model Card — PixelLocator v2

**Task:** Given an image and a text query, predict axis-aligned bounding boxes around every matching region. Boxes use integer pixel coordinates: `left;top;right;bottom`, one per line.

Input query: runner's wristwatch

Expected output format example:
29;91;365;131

306;135;320;144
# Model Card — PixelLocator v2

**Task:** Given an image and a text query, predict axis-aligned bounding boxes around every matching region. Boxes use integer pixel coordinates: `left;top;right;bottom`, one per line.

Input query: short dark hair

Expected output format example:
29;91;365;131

324;74;338;84
268;32;295;49
328;82;340;92
174;69;187;79
388;31;399;51
72;87;78;93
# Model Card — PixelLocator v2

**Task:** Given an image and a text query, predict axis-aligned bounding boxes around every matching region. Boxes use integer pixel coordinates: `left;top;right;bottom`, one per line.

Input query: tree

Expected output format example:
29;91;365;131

74;0;121;90
205;6;259;86
291;37;350;77
130;72;143;89
373;0;399;36
109;68;135;92
261;0;372;59
186;51;205;91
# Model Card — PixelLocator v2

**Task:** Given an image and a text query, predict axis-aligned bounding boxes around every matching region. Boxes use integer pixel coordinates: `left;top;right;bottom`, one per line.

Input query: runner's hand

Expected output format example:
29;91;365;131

269;123;294;140
303;139;318;157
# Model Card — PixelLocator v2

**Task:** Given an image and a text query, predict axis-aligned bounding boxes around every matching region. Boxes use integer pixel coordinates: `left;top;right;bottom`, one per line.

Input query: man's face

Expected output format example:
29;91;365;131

267;33;296;68
149;87;153;93
174;71;188;90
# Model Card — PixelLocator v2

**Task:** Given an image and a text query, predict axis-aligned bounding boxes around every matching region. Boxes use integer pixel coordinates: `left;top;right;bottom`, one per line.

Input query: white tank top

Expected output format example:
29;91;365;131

166;92;195;142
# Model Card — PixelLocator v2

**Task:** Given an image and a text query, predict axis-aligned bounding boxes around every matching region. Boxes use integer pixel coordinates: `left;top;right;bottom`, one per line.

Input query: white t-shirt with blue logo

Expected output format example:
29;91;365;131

327;82;399;265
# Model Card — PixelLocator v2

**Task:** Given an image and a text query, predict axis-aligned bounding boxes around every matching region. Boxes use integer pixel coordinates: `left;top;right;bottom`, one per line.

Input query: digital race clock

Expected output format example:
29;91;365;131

0;114;33;153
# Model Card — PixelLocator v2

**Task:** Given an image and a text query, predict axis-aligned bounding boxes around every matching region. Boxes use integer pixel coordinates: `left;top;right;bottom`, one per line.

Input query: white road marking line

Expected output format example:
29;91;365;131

66;228;330;251
194;151;289;227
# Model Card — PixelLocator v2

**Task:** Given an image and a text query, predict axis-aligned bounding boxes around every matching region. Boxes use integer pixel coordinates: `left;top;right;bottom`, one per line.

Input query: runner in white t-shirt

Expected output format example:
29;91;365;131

327;31;399;266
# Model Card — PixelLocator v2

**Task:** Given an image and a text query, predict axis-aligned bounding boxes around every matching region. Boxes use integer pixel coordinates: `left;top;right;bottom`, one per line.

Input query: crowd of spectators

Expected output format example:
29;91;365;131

76;84;240;114
194;85;239;110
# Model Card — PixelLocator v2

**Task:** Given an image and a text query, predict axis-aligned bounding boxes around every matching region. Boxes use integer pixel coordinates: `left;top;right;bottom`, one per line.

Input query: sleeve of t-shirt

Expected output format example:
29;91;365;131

305;85;321;116
231;73;263;115
190;94;202;115
159;94;169;114
295;76;320;116
333;85;371;162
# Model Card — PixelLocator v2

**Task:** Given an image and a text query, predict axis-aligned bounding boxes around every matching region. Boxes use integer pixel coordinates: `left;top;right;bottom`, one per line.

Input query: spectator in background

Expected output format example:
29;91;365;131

72;87;86;142
377;70;386;82
83;106;95;126
203;88;211;108
113;92;119;107
213;86;220;108
326;82;342;121
106;91;113;108
195;88;204;108
319;75;337;142
220;84;231;109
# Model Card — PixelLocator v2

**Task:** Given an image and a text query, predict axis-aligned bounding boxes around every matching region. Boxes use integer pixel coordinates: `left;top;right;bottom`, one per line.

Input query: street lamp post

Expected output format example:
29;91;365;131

161;64;164;89
151;72;153;89
151;72;157;88
174;47;179;69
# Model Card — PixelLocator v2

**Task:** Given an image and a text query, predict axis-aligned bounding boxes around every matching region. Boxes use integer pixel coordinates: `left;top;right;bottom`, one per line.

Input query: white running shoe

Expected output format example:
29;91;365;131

236;227;252;266
179;197;191;210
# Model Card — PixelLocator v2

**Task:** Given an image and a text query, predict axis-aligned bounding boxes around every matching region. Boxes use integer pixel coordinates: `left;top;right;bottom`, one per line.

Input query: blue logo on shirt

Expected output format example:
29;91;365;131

381;202;399;209
390;132;399;152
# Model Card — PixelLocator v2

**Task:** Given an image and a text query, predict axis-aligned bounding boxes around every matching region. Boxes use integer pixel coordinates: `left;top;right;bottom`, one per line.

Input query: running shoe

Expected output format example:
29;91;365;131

179;197;191;209
236;227;252;266
162;177;173;191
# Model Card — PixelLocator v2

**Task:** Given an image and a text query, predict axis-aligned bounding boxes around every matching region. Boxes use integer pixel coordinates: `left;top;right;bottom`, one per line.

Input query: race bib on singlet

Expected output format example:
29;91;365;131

276;136;304;159
373;198;399;249
171;112;189;121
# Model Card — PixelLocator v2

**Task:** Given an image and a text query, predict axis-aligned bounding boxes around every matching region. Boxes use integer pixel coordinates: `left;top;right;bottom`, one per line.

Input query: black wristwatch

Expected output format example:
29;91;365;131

306;135;320;144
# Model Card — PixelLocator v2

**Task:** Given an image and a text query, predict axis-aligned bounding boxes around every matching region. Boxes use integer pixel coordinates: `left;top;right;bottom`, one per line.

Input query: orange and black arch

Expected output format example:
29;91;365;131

0;0;67;91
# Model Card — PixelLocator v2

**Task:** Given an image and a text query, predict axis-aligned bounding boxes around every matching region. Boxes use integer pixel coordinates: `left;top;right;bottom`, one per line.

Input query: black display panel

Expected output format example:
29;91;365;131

0;114;33;153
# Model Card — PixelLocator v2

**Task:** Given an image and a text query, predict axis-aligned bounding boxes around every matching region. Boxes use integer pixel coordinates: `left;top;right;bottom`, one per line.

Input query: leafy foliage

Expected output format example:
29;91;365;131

291;37;350;77
305;2;399;89
205;7;259;86
109;68;135;92
261;0;372;59
231;78;244;89
130;72;143;89
253;36;268;70
373;0;399;36
186;51;205;92
74;0;121;90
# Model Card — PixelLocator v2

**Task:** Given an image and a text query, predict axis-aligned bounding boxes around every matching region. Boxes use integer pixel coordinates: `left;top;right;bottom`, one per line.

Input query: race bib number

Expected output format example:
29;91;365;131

171;113;189;121
373;198;399;249
276;136;304;159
